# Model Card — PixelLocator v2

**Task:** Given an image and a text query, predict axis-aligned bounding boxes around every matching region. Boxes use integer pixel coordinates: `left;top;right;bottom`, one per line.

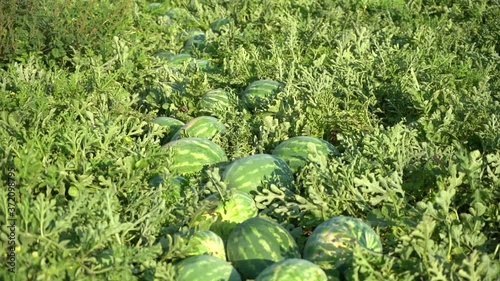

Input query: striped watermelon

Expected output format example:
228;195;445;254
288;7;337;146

255;258;328;281
210;18;230;34
222;154;294;194
303;216;383;274
152;116;185;142
170;116;225;141
175;255;241;281
184;230;226;260
163;137;228;175
226;217;301;280
241;80;284;113
190;189;258;241
182;31;206;54
199;89;231;117
272;136;339;173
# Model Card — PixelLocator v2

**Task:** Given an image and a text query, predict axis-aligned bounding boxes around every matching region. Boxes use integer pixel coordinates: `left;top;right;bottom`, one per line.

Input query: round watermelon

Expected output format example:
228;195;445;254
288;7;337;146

166;53;192;66
255;258;328;281
170;116;225;141
152;116;185;142
190;189;258;241
199;89;231;117
175;255;241;281
182;31;206;54
210;18;230;34
163;137;228;175
184;230;226;260
226;217;301;280
303;216;383;273
241;80;284;113
222;154;294;194
272;136;339;173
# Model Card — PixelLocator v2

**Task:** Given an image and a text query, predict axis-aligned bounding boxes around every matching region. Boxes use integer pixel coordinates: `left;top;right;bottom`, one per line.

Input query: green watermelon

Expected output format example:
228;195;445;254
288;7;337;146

222;154;294;194
175;255;241;281
190;189;258;241
182;31;206;54
163;137;228;175
170;116;225;141
152;116;185;143
227;217;301;280
272;136;339;173
210;18;230;34
190;59;211;72
241;80;284;113
166;53;192;66
303;216;383;274
199;89;231;117
255;258;328;281
184;230;226;260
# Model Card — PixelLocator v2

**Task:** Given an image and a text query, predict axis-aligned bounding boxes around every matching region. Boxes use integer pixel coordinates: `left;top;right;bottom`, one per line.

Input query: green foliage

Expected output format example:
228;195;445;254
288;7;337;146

0;0;499;280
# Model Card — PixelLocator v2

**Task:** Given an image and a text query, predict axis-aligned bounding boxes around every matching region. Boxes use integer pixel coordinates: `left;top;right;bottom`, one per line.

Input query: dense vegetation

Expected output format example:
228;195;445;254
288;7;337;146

1;0;499;280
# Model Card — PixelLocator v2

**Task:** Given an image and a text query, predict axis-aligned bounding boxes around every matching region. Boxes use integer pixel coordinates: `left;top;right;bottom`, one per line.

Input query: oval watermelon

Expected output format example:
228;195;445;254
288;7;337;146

199;89;231;117
272;136;339;173
241;80;284;113
163;137;228;175
222;154;294;194
152;116;185;142
190;189;258;241
184;230;226;260
226;217;301;280
175;255;241;281
303;216;383;273
255;258;328;281
170;116;225;141
210;18;230;34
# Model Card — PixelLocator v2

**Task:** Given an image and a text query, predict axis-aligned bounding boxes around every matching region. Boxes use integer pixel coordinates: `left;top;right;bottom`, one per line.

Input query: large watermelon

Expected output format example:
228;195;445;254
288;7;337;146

182;30;206;54
226;217;301;280
241;80;284;113
163;137;228;175
272;136;339;173
199;88;231;117
152;116;185;143
175;255;241;281
190;189;258;241
170;116;225;141
255;258;328;281
302;216;383;274
184;230;226;260
222;154;294;194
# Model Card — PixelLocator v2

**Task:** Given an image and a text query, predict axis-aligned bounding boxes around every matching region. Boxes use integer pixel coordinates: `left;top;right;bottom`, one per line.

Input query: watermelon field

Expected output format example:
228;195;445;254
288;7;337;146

1;0;499;280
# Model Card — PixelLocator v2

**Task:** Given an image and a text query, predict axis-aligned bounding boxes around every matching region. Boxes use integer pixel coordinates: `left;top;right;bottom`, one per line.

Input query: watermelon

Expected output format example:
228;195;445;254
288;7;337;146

166;53;193;66
199;89;231;117
175;255;241;281
152;116;185;142
182;31;206;54
226;217;301;280
190;189;258;241
272;136;339;173
190;59;211;72
210;18;230;34
241;80;284;113
222;154;294;194
184;230;226;260
303;216;383;274
163;137;228;175
255;258;328;281
170;116;225;141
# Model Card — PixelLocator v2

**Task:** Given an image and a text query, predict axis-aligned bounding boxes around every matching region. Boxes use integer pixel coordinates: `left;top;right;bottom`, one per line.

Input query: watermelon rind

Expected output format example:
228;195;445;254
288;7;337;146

241;80;284;113
199;88;231;117
226;217;301;280
222;154;294;194
302;216;383;273
163;137;228;175
184;230;226;260
255;258;328;281
190;189;258;241
170;116;225;141
175;255;242;281
272;136;339;173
